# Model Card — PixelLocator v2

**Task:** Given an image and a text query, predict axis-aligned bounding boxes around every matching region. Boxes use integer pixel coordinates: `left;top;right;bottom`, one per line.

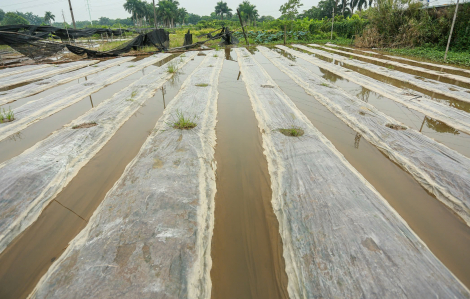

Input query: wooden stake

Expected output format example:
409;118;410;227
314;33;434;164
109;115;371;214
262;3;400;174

237;9;249;46
67;0;77;29
284;25;287;45
444;0;460;62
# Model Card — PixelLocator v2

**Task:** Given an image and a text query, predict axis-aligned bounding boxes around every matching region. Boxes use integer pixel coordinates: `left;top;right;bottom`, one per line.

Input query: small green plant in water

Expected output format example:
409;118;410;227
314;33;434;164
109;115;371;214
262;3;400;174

171;110;197;130
321;82;330;87
387;65;394;70
279;127;304;137
213;54;218;57
126;90;138;101
128;65;135;68
167;62;178;73
195;83;209;87
0;107;14;123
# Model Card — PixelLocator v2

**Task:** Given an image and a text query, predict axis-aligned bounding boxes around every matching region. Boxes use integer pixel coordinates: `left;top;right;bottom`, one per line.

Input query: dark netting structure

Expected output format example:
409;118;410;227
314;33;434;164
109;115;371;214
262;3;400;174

183;30;193;47
219;27;239;46
0;31;65;60
0;25;129;41
66;29;170;58
0;27;237;60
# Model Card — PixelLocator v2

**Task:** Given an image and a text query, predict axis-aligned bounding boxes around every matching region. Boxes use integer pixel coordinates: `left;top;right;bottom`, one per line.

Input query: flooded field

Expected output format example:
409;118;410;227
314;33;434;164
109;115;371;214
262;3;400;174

0;46;469;298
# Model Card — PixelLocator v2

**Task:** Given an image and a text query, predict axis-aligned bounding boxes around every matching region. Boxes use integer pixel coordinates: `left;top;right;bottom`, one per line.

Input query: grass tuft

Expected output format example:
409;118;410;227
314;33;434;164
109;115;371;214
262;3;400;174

170;110;197;130
320;82;330;87
0;107;14;123
167;61;178;73
195;83;209;87
72;121;97;129
279;126;304;137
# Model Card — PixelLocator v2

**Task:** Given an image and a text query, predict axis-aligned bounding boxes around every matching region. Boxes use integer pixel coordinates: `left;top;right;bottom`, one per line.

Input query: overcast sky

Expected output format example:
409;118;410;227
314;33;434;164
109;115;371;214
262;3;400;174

0;0;317;23
0;0;449;23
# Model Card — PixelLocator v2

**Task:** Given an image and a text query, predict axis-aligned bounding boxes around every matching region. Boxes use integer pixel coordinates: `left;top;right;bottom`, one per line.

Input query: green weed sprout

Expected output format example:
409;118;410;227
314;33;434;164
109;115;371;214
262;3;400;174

170;110;197;130
0;107;14;123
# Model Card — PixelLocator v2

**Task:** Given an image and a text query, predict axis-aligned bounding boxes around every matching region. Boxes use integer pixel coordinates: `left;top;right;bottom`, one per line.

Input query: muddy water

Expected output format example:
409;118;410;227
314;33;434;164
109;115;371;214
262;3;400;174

253;51;470;289
290;47;470;113
323;45;470;78
2;56;174;109
210;49;289;299
0;56;176;164
308;44;470;89
273;47;470;158
0;55;203;299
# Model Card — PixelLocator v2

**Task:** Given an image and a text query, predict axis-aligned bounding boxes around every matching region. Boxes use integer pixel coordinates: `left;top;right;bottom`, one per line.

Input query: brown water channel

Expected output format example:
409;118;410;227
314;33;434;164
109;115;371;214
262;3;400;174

277;47;470;158
290;46;470;113
308;44;470;89
210;49;289;299
253;50;470;289
0;55;202;299
0;56;176;164
322;45;470;78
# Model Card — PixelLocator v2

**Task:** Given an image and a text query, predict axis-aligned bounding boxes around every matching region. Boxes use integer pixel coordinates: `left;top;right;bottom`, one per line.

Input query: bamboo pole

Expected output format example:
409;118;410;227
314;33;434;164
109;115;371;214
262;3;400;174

444;0;460;62
237;9;249;46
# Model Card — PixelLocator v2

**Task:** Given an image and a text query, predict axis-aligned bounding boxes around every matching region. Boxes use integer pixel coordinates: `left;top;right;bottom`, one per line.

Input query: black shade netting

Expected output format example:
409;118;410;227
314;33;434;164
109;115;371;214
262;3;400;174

142;29;169;50
183;30;193;47
66;29;170;58
0;31;65;59
219;27;239;46
0;25;130;41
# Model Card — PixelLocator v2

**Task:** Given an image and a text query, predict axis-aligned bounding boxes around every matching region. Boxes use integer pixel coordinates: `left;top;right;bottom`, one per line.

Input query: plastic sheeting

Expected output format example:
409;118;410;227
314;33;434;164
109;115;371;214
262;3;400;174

0;57;134;105
0;64;51;79
275;45;470;135
0;55;166;142
261;46;470;228
312;44;470;86
0;52;197;255
294;44;470;104
325;44;470;77
0;60;97;89
235;47;470;298
30;51;222;298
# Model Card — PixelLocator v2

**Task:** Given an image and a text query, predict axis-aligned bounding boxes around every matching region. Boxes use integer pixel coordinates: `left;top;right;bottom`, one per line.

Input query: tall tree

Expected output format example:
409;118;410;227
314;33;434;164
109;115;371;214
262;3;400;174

185;13;201;24
177;7;187;25
1;12;29;25
123;0;140;25
214;1;232;20
279;0;303;20
156;0;178;27
237;1;258;26
338;0;351;16
44;11;55;25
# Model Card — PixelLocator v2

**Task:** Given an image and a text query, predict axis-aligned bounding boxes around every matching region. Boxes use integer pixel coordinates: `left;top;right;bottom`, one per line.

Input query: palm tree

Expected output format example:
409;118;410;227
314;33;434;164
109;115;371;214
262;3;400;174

338;0;351;16
44;11;55;25
214;1;232;20
124;0;140;25
177;7;187;25
157;0;178;27
237;1;258;26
